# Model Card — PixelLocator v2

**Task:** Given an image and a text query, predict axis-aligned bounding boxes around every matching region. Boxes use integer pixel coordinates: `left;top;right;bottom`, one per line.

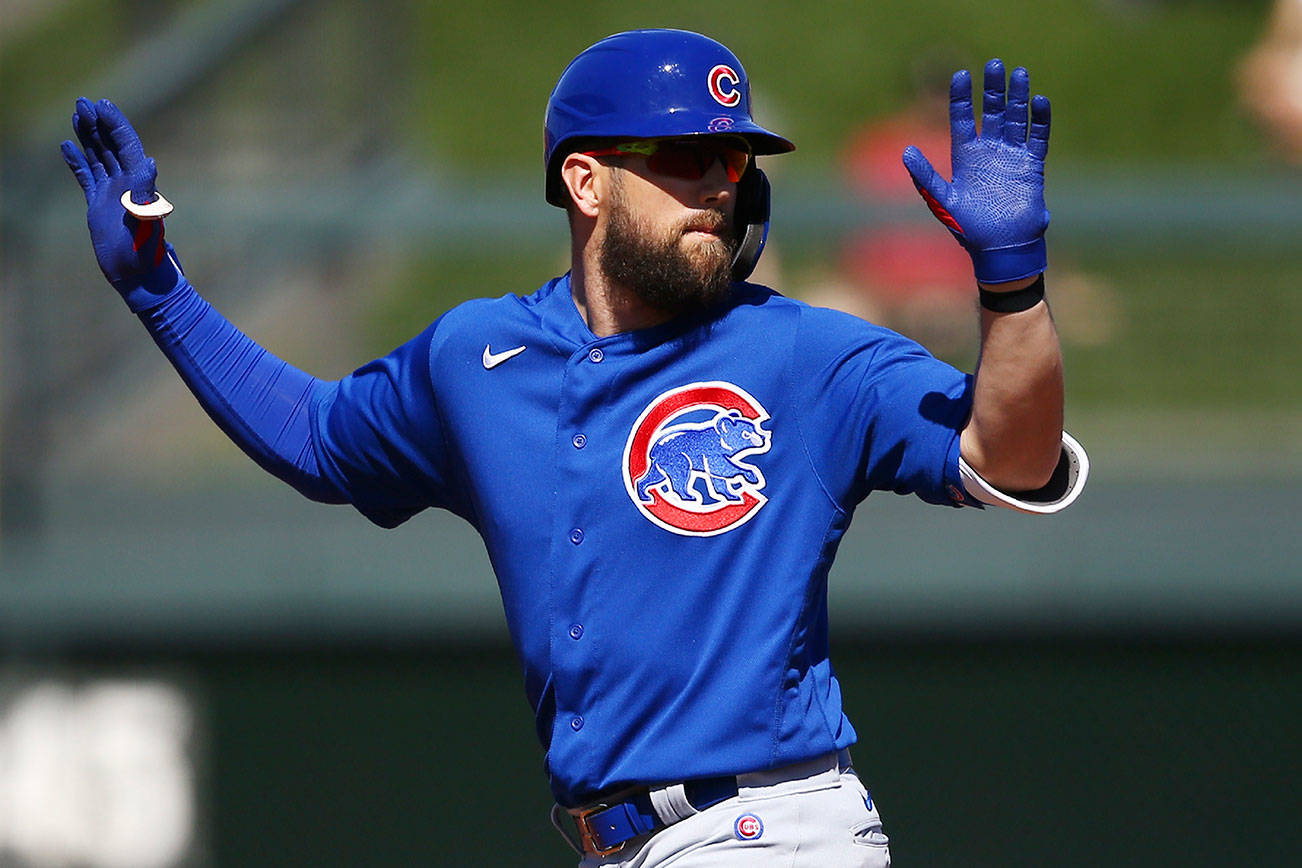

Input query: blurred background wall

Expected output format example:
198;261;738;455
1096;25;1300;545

1;0;1299;865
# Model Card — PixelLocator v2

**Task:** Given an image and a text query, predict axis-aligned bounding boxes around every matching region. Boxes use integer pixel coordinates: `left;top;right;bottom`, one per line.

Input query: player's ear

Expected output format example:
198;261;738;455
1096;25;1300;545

561;153;603;219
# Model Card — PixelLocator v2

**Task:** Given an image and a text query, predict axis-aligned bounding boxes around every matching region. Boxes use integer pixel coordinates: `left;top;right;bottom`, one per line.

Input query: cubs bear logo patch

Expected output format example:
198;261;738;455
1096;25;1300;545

622;382;771;536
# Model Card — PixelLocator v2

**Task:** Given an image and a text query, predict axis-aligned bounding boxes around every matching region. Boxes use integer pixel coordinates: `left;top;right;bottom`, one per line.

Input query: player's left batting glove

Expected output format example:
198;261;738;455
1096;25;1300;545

61;98;183;312
903;59;1050;284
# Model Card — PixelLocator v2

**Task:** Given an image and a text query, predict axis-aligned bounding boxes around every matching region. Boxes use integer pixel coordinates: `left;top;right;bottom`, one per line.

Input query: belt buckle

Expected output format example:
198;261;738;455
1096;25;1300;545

574;802;627;857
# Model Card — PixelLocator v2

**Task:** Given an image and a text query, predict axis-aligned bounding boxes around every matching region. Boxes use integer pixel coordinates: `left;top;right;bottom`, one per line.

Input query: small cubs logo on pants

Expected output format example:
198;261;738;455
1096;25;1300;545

734;812;764;841
623;382;771;537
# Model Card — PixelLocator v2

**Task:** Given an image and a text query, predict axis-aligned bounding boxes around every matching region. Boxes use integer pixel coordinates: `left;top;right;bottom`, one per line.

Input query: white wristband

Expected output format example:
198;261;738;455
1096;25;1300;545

120;189;173;220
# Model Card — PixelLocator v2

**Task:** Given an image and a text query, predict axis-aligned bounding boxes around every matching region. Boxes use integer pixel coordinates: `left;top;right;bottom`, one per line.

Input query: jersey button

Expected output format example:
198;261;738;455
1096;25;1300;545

572;433;587;449
569;528;584;545
569;624;584;640
570;716;584;731
588;348;604;364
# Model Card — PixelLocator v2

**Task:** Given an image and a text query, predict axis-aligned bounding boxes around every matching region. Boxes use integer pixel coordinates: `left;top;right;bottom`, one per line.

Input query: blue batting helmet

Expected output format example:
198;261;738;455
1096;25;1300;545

543;29;795;207
544;29;794;280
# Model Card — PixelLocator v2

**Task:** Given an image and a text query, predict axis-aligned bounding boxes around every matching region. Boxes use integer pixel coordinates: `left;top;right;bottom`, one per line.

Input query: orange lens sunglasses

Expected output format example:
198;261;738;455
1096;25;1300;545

581;137;751;183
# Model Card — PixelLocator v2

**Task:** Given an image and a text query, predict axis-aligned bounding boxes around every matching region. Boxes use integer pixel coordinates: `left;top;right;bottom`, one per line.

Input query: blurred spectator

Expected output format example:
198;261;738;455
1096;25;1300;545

1239;0;1302;160
803;55;1119;359
815;55;979;359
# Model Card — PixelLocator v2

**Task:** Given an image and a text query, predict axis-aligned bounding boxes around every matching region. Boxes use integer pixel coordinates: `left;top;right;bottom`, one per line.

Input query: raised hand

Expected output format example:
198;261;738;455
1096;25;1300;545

61;98;182;310
903;59;1051;285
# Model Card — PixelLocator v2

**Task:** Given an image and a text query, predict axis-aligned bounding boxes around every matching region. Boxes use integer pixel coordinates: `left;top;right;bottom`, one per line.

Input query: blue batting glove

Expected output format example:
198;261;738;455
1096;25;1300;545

902;59;1051;284
61;98;183;311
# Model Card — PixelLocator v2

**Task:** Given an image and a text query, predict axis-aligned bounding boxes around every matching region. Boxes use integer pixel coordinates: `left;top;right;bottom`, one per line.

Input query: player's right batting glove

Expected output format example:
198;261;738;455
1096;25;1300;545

903;59;1050;284
61;98;183;311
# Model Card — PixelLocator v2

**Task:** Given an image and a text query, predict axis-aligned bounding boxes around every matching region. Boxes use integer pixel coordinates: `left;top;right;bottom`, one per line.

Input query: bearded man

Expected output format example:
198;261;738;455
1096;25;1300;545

63;28;1086;867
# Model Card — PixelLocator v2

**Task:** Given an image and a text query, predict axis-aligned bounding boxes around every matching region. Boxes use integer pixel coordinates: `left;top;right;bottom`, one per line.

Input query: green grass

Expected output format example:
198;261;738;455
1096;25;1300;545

8;0;1272;166
361;245;567;354
403;0;1273;169
1064;248;1302;411
9;0;1294;421
1;0;132;140
365;239;1302;421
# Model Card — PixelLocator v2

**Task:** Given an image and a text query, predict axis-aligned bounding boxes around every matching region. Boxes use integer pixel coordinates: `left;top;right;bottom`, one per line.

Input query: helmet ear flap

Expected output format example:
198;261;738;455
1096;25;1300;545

730;168;771;282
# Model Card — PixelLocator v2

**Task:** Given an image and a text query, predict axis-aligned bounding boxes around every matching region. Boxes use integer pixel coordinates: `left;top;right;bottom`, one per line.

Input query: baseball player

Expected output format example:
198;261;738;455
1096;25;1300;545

62;29;1086;867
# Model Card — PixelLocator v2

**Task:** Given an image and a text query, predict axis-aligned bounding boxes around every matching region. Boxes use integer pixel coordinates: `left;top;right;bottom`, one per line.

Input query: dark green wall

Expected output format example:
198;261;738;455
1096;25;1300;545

61;639;1301;866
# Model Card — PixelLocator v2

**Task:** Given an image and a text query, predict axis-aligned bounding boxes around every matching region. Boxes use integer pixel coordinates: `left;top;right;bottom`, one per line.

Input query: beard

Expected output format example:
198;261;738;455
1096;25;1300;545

598;173;738;317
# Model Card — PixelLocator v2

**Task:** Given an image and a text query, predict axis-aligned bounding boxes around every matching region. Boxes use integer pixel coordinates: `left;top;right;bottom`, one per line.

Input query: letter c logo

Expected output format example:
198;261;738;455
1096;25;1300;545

708;64;742;108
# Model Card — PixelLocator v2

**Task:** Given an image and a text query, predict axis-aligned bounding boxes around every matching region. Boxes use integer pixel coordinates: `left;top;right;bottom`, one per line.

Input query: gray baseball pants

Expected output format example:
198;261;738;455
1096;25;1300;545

576;752;891;867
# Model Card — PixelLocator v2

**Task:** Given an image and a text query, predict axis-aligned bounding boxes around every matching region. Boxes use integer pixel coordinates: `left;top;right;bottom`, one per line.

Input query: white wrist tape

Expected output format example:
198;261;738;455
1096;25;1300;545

120;189;173;220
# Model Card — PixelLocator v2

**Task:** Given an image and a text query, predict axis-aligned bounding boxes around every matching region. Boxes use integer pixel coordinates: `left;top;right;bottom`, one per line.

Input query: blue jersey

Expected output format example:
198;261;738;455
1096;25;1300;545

308;274;976;805
132;270;979;806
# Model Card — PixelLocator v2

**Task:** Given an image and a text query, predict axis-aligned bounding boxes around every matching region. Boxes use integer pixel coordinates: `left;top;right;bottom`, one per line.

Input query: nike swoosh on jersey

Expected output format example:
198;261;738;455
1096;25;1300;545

482;344;527;369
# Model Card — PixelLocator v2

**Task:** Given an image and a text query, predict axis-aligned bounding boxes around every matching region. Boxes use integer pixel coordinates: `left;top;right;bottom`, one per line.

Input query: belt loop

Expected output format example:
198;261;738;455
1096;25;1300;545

649;782;697;824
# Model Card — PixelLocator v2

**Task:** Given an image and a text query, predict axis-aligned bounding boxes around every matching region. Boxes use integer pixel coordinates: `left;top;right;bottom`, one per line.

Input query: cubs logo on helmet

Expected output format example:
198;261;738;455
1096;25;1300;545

708;64;742;107
623;382;771;537
542;29;794;207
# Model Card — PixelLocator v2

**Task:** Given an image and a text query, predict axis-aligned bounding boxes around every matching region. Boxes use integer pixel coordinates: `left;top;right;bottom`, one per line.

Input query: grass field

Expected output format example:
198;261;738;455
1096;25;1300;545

4;0;1275;168
364;237;1302;408
8;0;1293;426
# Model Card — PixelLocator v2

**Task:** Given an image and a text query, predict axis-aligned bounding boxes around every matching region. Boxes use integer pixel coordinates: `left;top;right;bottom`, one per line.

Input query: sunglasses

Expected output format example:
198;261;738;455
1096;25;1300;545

581;137;751;183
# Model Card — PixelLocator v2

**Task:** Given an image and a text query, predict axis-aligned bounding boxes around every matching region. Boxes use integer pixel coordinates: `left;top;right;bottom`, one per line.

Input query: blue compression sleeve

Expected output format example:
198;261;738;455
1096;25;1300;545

136;279;347;504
